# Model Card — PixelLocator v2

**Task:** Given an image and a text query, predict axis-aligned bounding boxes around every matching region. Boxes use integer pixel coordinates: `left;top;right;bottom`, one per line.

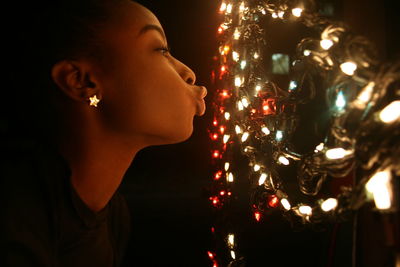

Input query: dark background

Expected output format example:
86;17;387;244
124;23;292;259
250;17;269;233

119;0;399;266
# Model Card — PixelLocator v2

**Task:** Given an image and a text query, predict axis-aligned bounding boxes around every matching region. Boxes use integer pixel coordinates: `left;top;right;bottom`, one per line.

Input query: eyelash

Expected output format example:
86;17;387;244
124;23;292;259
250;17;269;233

157;46;171;56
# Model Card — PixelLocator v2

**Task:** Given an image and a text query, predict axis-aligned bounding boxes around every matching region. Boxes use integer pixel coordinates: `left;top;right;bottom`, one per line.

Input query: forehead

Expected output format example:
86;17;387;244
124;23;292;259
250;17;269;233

116;1;163;35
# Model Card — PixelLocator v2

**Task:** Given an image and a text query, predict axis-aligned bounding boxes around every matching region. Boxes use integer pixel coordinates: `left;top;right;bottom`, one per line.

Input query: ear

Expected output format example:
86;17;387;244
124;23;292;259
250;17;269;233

51;60;100;104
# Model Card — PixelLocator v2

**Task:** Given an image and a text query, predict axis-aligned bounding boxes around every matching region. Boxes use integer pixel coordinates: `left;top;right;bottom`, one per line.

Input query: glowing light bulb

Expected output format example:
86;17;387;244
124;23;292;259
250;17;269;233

281;198;291;210
355;82;375;108
212;150;220;158
340;61;357;76
261;126;270;135
240;60;247;69
379;100;400;123
230;250;236;260
223;134;230;143
272;12;278;18
227;234;235;247
237;101;244;111
278;11;284;18
223;45;230;55
254;212;261;221
258;173;267;185
366;169;392;210
335;91;346;110
289;80;297;90
239;2;245;12
325;148;353;159
315;143;324;153
224;112;231;120
320;39;334;50
268;195;279;208
253;164;261;172
224;162;230;171
235;125;242;134
321;198;338;212
276;130;283;141
241;97;249;108
233;28;240;40
253;52;259;59
219;2;227;13
303;49;311;56
234;76;243;87
299;205;312;215
292;7;303;17
232;51;239;61
241;132;249;142
227;172;234;182
278;156;290;165
255;84;262;92
226;3;232;14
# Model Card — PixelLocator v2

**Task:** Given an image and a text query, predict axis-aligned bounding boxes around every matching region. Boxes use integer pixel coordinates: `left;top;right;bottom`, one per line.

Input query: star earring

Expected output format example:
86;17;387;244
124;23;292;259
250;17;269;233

88;94;101;107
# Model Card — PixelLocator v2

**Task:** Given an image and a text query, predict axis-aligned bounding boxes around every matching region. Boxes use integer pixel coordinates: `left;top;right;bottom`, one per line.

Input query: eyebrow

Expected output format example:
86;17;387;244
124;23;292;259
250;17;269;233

138;24;167;42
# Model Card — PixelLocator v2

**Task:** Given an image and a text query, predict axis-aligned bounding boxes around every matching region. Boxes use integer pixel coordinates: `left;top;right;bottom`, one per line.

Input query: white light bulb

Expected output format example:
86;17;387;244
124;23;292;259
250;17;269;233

261;127;270;135
379;100;400;123
340;61;357;76
232;51;239;61
226;3;232;14
233;28;241;40
325;148;353;159
366;169;392;210
320;39;334;50
224;162;230;171
315;143;324;151
230;250;236;260
241;132;249;142
253;52;259;59
223;134;230;144
234;76;243;87
272;12;278;18
355;82;375;107
240;60;247;69
335;91;346;110
278;156;290;165
299;205;312;215
228;234;235;247
235;125;242;134
258;173;267;185
278;11;284;18
321;198;338;212
227;172;234;182
303;49;311;56
239;2;245;12
219;2;227;12
281;198;291;210
253;164;261;172
237;101;244;111
276;130;283;141
291;8;303;17
241;97;249;108
224;112;231;120
289;80;297;90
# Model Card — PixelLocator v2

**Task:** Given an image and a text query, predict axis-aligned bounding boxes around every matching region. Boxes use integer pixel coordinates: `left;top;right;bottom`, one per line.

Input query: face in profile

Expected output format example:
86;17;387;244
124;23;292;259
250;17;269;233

87;1;207;147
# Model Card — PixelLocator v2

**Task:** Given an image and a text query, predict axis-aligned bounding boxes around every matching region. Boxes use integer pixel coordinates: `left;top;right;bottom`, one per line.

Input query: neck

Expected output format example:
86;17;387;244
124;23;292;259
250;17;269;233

55;110;142;212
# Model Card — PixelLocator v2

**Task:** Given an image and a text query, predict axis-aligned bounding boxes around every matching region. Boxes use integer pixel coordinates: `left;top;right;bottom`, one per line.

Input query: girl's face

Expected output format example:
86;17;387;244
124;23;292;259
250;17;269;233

92;1;206;147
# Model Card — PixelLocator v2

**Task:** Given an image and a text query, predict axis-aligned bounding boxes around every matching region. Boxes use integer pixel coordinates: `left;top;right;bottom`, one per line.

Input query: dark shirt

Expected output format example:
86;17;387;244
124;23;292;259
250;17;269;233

0;138;131;267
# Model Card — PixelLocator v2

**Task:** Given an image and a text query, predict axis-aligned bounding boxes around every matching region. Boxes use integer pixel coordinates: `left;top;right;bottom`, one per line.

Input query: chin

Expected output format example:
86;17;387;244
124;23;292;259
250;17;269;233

145;125;194;146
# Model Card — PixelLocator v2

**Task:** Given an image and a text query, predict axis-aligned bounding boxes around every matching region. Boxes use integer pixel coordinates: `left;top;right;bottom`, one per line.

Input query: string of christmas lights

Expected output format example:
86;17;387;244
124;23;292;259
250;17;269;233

206;0;399;266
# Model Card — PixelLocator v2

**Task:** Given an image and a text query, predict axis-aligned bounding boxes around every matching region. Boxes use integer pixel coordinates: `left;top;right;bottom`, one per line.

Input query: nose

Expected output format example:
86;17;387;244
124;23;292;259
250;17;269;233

175;58;196;85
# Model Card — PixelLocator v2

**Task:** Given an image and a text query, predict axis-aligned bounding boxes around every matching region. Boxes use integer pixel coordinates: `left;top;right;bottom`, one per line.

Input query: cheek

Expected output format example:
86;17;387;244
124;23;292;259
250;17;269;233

101;54;196;143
